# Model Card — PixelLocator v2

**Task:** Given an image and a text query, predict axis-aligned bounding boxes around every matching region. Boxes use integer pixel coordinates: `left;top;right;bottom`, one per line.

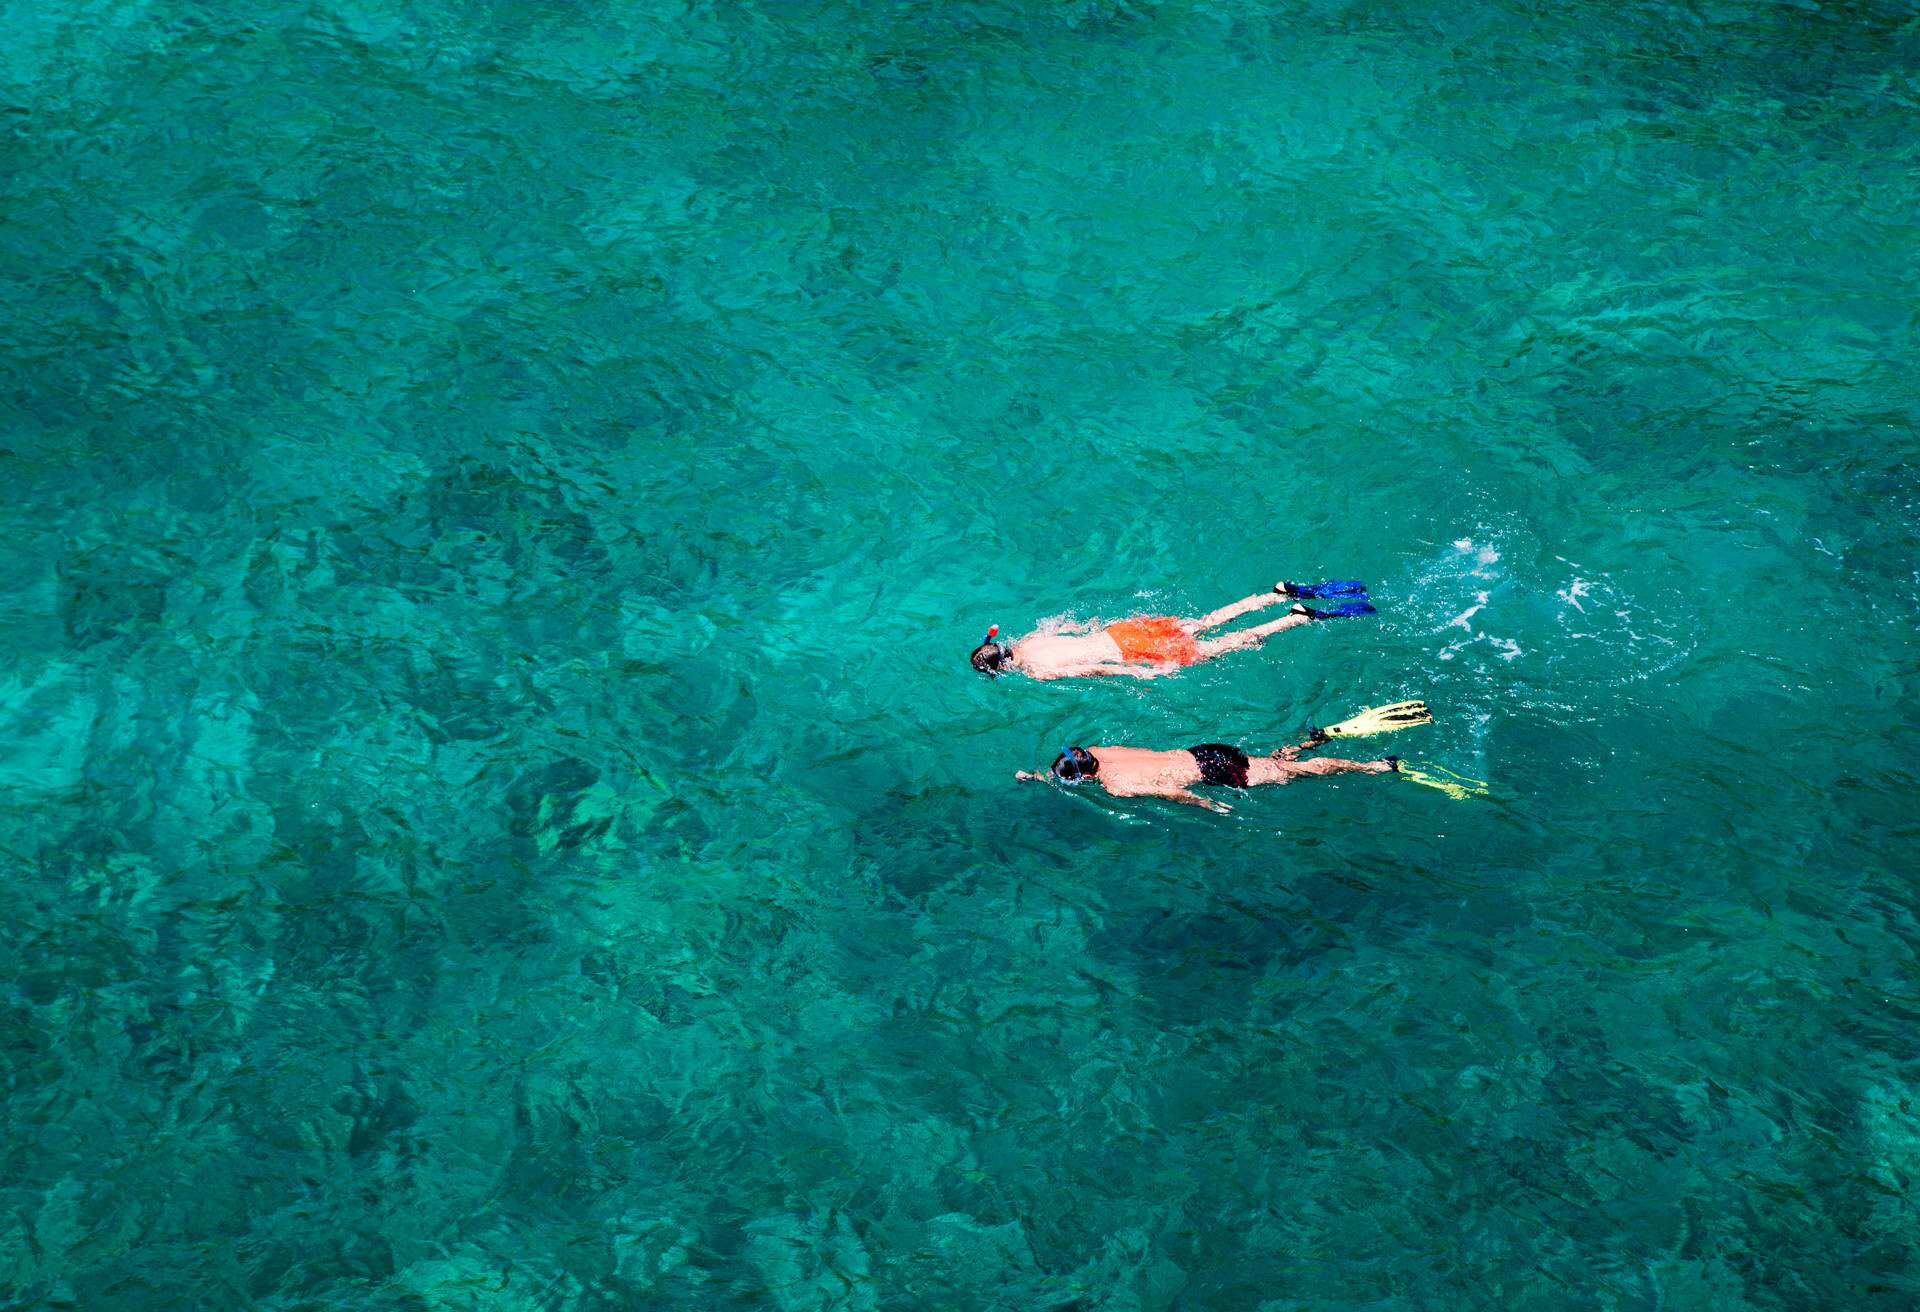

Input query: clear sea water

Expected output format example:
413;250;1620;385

4;1;1919;1308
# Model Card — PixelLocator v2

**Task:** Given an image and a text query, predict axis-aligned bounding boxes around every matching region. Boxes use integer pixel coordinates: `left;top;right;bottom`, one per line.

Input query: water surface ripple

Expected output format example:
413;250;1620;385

3;1;1918;1308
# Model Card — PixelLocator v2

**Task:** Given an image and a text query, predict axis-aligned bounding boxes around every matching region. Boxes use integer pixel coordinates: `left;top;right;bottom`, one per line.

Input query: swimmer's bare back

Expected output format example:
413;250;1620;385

1006;630;1184;681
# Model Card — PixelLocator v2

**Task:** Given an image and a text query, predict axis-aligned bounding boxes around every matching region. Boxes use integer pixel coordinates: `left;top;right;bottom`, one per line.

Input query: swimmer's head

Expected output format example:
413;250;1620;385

971;624;1009;675
1052;745;1098;782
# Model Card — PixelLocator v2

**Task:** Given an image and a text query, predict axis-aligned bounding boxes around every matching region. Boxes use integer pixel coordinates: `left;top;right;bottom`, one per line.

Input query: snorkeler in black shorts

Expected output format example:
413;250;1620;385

1015;737;1395;813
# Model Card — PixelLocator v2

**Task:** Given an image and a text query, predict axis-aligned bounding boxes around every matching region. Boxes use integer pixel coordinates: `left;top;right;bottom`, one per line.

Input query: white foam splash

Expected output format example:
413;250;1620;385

1436;631;1525;663
1453;538;1501;577
1446;591;1490;630
1034;612;1102;637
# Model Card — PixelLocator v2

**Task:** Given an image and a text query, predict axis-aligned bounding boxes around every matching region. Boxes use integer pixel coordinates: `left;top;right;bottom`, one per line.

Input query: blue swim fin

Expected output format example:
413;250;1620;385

1280;580;1369;599
1303;601;1377;620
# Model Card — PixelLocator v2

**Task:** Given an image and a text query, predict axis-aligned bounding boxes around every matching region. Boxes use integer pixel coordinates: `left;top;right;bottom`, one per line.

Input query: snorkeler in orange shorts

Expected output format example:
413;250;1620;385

969;581;1377;681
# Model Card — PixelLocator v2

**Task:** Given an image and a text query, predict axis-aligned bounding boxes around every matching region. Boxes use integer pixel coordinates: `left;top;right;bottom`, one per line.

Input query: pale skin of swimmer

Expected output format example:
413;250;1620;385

1006;586;1311;680
1015;741;1395;813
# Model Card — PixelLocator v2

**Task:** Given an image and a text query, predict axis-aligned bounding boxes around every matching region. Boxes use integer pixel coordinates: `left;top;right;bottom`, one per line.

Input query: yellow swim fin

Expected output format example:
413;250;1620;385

1398;762;1488;801
1316;699;1433;739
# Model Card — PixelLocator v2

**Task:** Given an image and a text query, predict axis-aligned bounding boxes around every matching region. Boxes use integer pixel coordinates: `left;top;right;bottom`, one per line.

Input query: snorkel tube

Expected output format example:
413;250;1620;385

970;624;1010;675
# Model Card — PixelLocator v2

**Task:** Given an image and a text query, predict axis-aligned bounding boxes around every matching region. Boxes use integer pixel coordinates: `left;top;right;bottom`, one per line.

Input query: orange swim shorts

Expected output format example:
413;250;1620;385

1105;616;1202;666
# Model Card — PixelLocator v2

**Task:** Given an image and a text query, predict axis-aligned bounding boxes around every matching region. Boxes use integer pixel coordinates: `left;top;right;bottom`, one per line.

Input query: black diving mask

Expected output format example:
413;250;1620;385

1053;745;1096;781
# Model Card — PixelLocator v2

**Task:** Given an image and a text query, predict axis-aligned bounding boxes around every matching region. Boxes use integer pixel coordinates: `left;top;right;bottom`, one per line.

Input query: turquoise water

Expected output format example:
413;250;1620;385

4;0;1919;1306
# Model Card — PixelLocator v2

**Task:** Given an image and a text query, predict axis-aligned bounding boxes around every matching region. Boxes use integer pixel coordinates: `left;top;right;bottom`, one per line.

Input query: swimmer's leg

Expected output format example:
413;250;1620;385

1193;607;1312;657
1247;755;1394;784
1289;756;1395;777
1191;589;1292;632
1267;732;1329;761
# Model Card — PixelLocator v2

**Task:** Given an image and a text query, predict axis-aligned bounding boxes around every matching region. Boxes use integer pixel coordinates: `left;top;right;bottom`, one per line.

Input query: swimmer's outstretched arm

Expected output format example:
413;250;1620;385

1017;775;1228;813
1146;787;1232;814
1109;783;1230;813
1127;662;1184;678
1030;661;1181;681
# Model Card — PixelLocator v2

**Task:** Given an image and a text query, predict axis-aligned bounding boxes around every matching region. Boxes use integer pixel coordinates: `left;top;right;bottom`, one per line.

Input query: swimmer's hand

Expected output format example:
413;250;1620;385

1109;661;1182;679
1014;771;1045;782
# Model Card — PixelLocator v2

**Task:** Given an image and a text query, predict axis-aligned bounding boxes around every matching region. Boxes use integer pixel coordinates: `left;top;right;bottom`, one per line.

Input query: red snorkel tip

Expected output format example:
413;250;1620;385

987;625;999;640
